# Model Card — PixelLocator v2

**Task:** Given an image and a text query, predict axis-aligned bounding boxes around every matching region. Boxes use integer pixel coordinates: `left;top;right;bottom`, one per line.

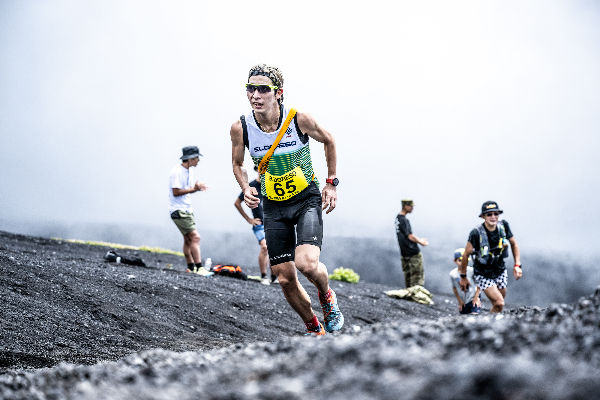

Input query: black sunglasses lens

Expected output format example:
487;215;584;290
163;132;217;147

246;84;274;93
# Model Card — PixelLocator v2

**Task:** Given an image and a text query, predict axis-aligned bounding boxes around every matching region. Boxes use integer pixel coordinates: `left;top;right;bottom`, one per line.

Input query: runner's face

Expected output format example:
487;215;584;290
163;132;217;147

247;76;281;112
188;157;199;167
484;212;499;225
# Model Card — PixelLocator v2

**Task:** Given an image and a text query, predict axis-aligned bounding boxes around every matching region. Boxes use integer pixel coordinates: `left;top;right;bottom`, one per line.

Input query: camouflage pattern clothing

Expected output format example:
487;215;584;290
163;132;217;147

401;253;424;288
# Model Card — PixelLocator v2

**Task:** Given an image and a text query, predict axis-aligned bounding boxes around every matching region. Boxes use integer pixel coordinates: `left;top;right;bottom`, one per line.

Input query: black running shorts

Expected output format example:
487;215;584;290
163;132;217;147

263;182;323;265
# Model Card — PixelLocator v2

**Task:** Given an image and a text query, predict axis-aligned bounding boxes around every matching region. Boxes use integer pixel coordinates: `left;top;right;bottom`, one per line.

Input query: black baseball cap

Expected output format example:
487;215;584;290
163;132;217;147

480;201;503;217
180;146;202;160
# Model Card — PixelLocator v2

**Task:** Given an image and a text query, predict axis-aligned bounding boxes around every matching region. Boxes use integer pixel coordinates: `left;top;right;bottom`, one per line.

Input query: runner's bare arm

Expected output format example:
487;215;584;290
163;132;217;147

459;242;474;291
452;287;465;310
408;233;429;246
296;110;337;214
172;182;209;197
474;287;481;307
234;197;261;225
230;119;260;209
509;236;522;280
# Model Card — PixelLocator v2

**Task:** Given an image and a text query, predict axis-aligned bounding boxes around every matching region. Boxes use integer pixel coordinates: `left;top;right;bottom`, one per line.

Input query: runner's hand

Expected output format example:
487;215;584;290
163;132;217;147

473;296;481;308
321;183;337;214
459;277;470;292
195;181;210;192
458;299;465;311
244;186;260;209
248;218;262;226
513;265;522;281
420;238;429;246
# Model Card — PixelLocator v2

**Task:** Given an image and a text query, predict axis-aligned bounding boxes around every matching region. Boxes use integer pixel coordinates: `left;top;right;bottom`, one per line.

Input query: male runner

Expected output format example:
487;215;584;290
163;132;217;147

459;201;522;313
230;64;343;336
168;146;213;276
234;165;276;285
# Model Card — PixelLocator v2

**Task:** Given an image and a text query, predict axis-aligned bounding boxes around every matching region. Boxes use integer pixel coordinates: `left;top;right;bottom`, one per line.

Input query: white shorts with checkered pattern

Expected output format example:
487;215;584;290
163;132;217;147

474;269;508;291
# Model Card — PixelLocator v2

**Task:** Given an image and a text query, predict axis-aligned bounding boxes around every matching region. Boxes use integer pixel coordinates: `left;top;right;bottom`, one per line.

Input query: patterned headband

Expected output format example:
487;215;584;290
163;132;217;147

248;64;284;88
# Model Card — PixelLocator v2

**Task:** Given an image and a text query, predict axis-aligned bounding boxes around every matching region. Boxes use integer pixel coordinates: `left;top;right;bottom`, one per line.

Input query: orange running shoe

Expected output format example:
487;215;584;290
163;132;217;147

304;322;326;336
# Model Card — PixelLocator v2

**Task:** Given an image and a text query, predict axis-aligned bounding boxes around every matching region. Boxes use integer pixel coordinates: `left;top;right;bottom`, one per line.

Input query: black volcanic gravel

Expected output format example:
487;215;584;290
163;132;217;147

2;230;600;399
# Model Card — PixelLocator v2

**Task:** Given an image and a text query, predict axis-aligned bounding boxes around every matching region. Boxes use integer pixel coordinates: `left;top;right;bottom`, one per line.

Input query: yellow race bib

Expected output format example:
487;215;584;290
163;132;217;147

265;166;309;201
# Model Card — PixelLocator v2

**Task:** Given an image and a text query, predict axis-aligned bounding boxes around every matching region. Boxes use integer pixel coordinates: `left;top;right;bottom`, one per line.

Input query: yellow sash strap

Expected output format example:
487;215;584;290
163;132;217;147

258;108;298;174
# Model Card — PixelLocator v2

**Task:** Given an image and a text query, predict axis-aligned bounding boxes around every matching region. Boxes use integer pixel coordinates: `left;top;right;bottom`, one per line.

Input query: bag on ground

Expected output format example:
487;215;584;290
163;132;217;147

104;250;146;267
212;265;248;281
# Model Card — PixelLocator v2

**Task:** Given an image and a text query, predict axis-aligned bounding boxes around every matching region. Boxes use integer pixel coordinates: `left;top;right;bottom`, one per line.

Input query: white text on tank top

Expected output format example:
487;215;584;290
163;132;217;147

246;106;317;200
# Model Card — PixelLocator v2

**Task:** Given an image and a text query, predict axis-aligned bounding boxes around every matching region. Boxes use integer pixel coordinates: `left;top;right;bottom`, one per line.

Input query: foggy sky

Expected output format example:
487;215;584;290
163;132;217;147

1;0;599;254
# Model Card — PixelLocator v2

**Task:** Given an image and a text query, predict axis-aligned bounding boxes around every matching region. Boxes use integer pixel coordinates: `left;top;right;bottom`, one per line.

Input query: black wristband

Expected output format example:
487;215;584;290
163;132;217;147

460;273;467;278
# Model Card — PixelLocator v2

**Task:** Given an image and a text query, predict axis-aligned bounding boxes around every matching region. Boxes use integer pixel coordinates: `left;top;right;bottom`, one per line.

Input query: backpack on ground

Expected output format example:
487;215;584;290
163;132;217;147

212;265;248;280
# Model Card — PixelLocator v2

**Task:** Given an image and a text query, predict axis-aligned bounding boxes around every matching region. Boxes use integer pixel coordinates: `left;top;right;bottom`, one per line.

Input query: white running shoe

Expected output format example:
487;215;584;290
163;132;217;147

195;267;214;277
261;277;271;285
271;276;279;284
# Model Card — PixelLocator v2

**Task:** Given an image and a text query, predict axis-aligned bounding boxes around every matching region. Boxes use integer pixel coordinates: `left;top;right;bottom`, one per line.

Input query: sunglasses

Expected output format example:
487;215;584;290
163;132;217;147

245;83;278;94
485;212;500;217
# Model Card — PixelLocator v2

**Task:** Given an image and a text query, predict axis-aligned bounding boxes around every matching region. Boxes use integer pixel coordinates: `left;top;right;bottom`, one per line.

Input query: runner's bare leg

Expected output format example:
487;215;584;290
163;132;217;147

258;239;269;275
294;244;329;294
183;230;201;264
483;285;505;313
271;261;314;321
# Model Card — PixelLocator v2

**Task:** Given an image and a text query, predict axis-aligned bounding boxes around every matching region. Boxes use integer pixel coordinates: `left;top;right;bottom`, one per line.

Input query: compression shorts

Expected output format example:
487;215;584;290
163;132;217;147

263;182;323;265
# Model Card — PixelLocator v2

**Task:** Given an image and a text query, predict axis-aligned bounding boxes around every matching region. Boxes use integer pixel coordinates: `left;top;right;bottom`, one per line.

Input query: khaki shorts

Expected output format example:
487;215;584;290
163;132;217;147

171;210;196;235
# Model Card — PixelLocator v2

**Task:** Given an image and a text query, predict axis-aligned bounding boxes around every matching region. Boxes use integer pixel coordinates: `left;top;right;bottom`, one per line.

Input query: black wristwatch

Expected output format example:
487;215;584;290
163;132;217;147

460;273;467;278
326;178;339;186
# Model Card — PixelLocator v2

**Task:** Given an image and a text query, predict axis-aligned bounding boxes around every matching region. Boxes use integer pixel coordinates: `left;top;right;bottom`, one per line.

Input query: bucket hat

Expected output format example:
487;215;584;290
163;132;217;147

180;146;202;160
480;201;503;217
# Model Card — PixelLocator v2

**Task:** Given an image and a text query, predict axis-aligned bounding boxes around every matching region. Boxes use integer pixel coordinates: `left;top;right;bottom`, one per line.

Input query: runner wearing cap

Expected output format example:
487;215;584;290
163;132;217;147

168;146;213;276
230;64;343;336
395;199;429;288
234;165;276;285
459;201;522;313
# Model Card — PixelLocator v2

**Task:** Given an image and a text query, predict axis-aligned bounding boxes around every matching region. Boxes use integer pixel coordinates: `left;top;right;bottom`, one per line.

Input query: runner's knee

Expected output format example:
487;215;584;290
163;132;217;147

188;231;200;243
276;272;300;293
294;252;319;275
492;297;504;309
259;241;268;254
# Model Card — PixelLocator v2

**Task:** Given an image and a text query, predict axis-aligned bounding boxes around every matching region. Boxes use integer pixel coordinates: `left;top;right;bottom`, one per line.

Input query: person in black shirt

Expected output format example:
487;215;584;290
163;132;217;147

395;199;429;288
234;166;275;285
459;201;522;313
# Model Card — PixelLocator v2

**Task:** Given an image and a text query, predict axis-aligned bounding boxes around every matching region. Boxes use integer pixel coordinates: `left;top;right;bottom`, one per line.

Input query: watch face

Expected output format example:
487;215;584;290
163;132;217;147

332;178;339;186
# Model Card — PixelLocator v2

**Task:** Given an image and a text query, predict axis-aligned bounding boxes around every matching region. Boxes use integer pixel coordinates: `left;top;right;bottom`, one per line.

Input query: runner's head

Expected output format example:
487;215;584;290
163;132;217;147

479;200;504;221
180;146;202;167
401;199;414;213
247;64;284;108
454;248;465;267
480;200;502;230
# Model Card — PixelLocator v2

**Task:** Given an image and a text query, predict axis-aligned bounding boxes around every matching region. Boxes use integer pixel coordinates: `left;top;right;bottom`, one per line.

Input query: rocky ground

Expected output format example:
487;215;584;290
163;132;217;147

1;230;600;399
